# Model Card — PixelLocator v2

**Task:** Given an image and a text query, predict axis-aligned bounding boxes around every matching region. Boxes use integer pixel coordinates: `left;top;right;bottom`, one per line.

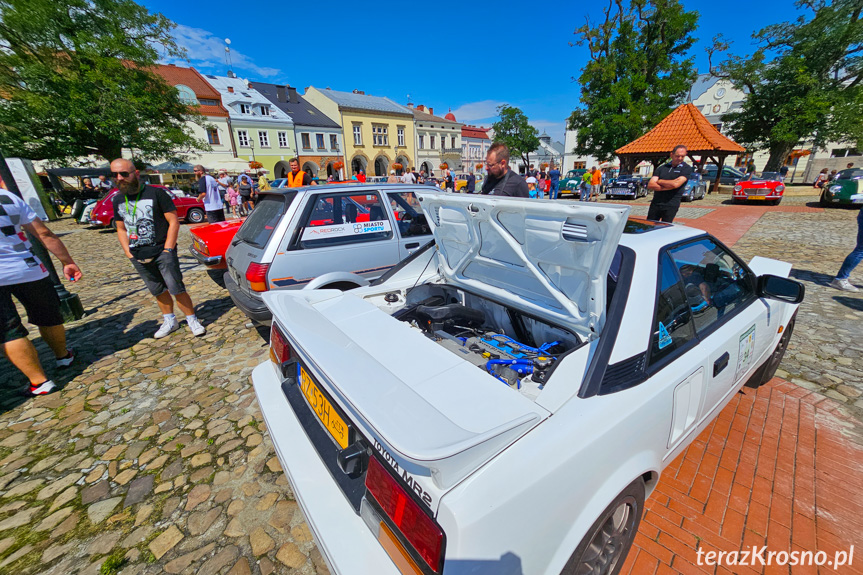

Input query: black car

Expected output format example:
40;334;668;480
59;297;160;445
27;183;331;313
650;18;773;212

703;165;746;186
604;174;647;199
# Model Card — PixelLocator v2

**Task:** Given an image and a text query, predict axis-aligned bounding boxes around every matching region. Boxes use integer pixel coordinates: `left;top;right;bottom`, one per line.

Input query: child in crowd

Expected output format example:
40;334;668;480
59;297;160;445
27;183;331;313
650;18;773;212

526;177;538;199
226;185;240;218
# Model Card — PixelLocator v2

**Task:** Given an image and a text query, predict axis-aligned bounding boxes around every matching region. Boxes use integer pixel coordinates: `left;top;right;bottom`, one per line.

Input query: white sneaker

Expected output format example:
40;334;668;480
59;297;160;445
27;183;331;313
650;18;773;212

830;278;859;292
187;317;206;337
30;380;57;396
154;318;180;339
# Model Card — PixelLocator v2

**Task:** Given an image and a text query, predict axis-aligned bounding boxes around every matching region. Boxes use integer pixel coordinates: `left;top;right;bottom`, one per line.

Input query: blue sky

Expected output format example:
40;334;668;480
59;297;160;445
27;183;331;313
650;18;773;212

147;0;800;143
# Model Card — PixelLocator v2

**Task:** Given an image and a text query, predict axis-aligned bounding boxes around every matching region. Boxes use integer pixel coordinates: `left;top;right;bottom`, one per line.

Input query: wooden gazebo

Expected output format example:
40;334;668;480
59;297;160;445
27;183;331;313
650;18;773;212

615;103;745;191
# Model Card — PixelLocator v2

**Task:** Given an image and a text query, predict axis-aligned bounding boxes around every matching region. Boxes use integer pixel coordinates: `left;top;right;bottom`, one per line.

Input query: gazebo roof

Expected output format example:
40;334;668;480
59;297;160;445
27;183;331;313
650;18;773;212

615;103;745;158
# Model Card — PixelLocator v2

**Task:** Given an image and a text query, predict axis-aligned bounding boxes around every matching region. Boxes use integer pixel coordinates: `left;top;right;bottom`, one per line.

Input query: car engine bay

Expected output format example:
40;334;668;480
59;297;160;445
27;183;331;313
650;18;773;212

391;284;581;399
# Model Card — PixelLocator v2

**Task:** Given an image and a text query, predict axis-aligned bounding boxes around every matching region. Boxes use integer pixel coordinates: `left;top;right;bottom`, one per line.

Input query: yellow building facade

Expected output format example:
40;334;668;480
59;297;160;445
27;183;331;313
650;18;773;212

304;87;416;178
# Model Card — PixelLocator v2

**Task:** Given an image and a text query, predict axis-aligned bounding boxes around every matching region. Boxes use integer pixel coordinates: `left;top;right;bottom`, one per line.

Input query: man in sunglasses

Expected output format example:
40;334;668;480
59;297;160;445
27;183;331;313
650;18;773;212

110;158;205;338
480;142;529;197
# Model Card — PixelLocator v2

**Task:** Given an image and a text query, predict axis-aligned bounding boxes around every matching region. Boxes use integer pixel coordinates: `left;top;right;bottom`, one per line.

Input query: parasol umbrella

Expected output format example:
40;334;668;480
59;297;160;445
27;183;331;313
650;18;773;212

213;157;252;173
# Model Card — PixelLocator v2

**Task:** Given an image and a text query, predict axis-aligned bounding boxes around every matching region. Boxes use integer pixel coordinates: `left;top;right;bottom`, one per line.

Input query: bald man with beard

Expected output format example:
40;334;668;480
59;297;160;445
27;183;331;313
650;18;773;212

110;158;205;338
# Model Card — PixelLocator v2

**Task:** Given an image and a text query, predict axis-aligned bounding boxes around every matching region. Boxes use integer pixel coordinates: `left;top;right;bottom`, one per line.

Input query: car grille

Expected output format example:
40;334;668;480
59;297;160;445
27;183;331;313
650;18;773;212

609;188;633;194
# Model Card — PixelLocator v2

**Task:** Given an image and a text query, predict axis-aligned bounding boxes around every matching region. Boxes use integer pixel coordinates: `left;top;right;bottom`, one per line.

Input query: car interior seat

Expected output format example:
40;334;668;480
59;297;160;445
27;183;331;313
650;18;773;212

344;203;358;223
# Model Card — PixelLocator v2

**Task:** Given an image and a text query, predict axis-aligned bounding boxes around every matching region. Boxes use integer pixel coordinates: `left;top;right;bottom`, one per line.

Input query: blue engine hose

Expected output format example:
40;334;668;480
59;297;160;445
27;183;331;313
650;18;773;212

491;335;560;355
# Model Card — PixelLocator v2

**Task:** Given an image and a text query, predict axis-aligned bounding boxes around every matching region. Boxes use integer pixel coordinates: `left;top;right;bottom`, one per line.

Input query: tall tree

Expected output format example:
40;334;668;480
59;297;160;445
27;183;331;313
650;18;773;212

567;0;698;162
715;0;863;171
492;105;540;172
0;0;208;164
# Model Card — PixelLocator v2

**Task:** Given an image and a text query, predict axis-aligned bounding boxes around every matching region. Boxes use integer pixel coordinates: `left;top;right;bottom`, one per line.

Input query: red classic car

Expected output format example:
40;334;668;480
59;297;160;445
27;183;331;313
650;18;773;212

189;219;245;286
88;186;207;228
732;172;785;205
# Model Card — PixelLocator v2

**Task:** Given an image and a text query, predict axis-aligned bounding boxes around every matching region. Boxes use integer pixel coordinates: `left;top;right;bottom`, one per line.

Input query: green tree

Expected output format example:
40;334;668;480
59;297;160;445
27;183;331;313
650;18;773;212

0;0;208;164
491;105;540;172
715;0;863;171
567;0;698;164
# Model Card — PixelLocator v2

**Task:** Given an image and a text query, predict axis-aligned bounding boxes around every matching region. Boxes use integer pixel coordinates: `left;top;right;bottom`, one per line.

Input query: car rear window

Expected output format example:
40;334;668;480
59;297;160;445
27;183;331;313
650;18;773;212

235;193;295;248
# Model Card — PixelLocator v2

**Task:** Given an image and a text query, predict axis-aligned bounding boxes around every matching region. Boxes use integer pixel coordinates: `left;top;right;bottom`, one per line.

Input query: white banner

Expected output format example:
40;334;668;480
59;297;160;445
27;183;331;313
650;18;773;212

302;219;391;241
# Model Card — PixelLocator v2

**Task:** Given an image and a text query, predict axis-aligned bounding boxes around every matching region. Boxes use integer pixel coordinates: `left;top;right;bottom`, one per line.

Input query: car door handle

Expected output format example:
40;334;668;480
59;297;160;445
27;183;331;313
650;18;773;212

713;352;729;377
405;242;419;249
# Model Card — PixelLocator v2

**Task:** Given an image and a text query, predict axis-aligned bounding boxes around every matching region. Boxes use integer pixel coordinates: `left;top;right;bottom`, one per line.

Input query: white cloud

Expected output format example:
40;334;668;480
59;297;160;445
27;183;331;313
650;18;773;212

163;24;281;79
449;100;508;123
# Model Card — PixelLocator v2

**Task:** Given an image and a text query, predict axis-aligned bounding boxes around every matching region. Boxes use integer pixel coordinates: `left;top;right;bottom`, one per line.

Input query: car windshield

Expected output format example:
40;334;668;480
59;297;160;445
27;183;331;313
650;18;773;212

836;169;863;180
616;175;637;181
565;171;578;178
752;172;780;181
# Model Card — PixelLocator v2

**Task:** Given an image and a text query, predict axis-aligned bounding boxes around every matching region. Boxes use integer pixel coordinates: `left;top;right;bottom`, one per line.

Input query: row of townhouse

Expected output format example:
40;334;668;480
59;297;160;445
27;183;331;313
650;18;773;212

149;64;494;180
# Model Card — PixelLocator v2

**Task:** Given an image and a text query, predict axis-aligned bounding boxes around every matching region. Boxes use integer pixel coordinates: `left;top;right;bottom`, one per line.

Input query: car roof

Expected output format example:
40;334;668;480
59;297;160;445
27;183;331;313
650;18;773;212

618;220;704;251
258;183;433;196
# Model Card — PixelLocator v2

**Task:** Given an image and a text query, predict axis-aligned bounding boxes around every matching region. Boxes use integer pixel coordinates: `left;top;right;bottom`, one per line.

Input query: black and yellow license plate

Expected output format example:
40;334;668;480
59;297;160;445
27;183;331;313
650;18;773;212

749;195;766;200
298;364;351;449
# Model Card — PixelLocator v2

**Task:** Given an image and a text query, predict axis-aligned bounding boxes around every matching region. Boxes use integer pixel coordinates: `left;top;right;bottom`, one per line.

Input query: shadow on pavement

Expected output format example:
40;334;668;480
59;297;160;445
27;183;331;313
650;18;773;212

834;296;863;311
790;268;836;286
0;309;158;414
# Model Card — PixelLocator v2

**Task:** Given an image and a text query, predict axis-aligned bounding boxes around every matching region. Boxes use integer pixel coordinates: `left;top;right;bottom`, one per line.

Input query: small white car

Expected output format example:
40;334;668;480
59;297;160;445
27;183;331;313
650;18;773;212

252;193;803;575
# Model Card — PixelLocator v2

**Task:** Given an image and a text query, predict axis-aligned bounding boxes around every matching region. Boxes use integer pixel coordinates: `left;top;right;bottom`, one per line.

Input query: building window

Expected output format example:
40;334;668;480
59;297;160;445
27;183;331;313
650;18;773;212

260;106;270;116
451;137;456;149
712;123;722;133
239;103;251;114
419;135;424;149
175;85;198;105
430;136;435;149
301;133;311;150
573;161;586;169
316;133;325;150
277;131;288;148
206;128;220;145
353;125;362;146
330;134;338;151
372;125;388;146
397;126;405;147
198;98;219;106
237;130;249;147
258;131;269;147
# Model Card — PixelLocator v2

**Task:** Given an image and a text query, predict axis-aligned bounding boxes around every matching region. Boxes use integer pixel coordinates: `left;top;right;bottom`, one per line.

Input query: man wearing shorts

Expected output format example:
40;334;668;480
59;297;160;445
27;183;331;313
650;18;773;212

110;158;205;338
0;186;81;395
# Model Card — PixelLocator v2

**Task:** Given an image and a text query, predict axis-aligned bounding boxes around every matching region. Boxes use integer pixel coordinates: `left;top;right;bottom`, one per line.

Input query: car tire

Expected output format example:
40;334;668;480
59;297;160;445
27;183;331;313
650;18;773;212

560;479;644;575
819;192;830;207
745;313;796;389
186;208;205;224
772;199;782;206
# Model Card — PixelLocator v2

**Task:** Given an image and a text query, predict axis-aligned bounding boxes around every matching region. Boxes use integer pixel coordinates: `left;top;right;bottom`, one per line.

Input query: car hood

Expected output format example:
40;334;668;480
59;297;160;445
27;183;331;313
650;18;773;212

416;192;629;338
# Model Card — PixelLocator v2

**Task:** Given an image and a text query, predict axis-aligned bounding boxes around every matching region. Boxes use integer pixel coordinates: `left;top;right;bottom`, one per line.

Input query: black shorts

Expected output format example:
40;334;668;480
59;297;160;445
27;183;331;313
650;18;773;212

1;277;64;344
130;249;187;296
206;209;226;223
647;202;680;223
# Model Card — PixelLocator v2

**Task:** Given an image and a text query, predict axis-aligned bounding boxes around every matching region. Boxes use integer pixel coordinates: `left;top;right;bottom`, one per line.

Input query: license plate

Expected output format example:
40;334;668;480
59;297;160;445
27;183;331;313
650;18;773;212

298;365;350;449
749;195;765;200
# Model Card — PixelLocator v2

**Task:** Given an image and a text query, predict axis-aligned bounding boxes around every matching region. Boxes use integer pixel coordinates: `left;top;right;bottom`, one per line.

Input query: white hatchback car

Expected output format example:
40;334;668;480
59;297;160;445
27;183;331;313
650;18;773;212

252;193;803;575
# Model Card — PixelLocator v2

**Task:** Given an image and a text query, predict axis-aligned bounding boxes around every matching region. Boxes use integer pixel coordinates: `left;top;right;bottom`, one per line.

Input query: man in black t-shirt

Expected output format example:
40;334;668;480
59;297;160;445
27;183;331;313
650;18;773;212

646;145;693;223
110;158;205;339
480;142;529;198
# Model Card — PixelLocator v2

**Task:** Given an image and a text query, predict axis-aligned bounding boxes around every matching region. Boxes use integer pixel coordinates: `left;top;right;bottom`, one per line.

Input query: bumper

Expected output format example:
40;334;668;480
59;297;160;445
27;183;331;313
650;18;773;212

252;362;400;575
188;244;223;267
224;271;272;324
89;219;109;227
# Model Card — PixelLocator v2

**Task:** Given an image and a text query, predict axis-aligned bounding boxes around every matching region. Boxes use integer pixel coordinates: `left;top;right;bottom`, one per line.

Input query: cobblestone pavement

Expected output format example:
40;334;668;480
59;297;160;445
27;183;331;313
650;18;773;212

0;194;861;574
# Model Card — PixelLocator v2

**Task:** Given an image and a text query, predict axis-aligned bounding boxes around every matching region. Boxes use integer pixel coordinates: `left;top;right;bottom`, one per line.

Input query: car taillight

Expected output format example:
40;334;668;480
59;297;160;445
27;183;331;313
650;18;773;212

775;184;785;192
269;323;291;374
245;262;269;292
365;457;444;573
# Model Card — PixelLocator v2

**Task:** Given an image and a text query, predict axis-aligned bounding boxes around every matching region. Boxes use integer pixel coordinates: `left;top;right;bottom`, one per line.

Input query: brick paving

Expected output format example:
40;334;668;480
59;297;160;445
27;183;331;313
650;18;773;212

0;194;861;574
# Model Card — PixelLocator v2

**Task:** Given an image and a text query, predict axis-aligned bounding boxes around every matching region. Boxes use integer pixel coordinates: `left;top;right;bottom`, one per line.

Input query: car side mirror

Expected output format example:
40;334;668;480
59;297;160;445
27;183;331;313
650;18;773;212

757;274;804;304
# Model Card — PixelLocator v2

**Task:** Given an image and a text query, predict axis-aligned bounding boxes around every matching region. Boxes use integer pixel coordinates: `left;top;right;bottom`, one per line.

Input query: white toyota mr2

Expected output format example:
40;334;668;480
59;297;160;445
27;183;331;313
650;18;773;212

252;193;803;575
